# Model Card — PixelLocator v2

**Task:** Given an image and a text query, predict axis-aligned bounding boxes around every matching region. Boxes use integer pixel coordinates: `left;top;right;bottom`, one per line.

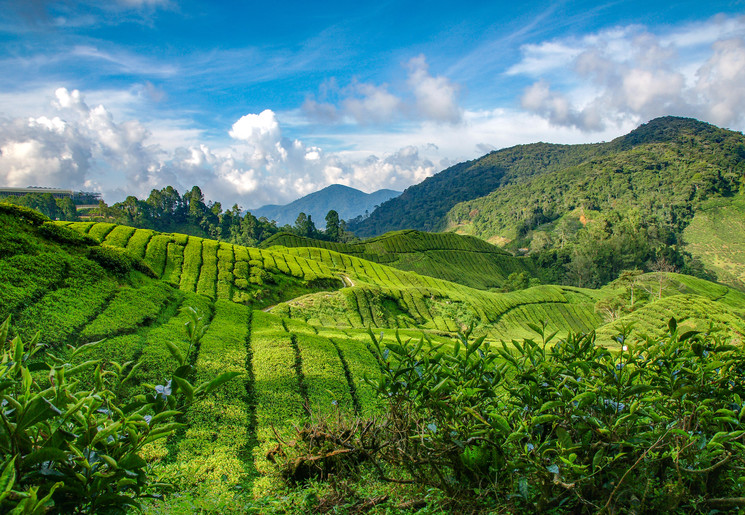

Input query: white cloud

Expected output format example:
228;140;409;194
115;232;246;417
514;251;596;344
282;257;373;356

514;16;745;131
695;38;745;126
302;54;462;125
506;41;582;76
406;55;462;123
0;88;446;209
342;82;402;124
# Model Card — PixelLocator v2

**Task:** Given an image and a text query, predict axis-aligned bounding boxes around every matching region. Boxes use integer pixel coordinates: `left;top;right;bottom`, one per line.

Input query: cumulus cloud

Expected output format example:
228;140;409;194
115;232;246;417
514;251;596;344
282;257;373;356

0;88;442;209
515;17;745;130
342;82;402;124
406;55;462;123
303;54;462;125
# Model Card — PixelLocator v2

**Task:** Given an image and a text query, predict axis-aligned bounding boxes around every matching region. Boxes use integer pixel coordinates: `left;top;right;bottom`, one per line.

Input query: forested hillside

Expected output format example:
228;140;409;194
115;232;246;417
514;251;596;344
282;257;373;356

348;117;745;289
351;117;744;239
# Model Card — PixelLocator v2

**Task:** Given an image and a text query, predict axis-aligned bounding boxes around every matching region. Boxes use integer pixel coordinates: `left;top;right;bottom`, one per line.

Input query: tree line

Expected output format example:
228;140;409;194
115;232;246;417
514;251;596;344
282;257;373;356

1;186;352;247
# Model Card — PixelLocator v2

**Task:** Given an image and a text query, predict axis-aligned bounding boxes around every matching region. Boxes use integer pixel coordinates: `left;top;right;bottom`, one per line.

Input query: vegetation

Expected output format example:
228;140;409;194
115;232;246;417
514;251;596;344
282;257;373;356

683;197;745;289
343;117;745;290
3;116;745;514
0;315;238;514
274;323;745;513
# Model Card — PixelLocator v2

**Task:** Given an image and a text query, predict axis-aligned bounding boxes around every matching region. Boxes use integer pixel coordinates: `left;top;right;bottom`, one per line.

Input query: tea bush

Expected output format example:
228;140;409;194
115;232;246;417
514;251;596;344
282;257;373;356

0;316;239;513
275;321;745;513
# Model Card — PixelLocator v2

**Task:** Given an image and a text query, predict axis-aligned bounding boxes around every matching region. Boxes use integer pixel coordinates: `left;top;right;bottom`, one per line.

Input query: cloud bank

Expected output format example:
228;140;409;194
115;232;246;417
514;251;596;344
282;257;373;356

0;88;439;208
302;55;462;125
516;17;745;130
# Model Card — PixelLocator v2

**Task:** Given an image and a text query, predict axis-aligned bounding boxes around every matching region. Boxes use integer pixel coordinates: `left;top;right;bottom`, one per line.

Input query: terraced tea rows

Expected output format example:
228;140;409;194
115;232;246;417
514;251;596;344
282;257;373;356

262;229;535;290
62;222;343;307
7;210;745;507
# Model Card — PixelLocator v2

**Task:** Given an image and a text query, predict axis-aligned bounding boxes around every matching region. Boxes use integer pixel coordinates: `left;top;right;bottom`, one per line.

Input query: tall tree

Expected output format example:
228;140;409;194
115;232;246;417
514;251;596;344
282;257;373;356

325;209;341;241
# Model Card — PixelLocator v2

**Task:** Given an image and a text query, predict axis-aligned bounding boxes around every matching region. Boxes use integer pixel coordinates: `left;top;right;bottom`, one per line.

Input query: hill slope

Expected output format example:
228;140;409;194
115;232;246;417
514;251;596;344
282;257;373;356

251;184;400;226
349;117;745;247
5;205;745;508
260;229;536;290
447;117;745;242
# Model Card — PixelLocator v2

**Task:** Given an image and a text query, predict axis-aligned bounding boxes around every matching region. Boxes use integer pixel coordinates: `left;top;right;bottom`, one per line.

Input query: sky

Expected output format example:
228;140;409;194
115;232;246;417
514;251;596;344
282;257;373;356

0;0;744;209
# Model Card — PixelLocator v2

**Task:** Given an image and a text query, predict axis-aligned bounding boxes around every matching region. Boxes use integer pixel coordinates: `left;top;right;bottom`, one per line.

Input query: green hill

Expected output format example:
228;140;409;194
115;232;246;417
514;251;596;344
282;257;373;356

683;197;745;289
350;117;745;241
260;229;536;290
446;117;744;242
4;203;745;510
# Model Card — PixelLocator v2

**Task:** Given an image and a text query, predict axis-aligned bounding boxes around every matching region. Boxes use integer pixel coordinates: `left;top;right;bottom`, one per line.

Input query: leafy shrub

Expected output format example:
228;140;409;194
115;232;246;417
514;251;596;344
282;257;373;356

0;202;50;226
37;222;98;247
0;316;239;513
87;245;157;278
274;321;745;513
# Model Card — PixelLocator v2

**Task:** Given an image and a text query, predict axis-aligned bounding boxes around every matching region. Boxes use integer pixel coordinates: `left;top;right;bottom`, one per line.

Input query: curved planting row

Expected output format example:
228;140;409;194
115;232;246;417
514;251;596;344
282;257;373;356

178;300;253;489
596;294;745;346
65;223;342;307
80;282;174;340
12;257;119;347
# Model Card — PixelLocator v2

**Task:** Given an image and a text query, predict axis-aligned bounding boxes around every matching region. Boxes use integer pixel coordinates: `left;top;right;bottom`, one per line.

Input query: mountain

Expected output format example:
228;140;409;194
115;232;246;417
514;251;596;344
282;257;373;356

349;117;745;240
251;184;400;226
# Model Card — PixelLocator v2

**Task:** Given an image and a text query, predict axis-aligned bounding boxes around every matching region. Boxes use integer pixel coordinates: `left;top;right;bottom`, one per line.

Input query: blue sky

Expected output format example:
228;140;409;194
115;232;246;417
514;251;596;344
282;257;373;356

0;0;743;208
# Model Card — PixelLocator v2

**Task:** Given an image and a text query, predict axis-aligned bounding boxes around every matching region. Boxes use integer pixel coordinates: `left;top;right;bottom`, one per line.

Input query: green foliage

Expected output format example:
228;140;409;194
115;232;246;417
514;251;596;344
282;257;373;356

0;316;238;514
80;283;173;340
278;322;745;512
87;245;157;278
13;261;118;348
0;202;51;226
250;311;305;443
125;228;155;259
37;222;97;247
683;197;745;289
293;333;354;416
262;229;531;291
176;301;250;490
349;140;600;236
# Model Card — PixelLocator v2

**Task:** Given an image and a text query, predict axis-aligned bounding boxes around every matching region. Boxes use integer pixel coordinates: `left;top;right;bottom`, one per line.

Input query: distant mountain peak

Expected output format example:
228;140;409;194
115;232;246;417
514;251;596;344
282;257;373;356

251;184;401;226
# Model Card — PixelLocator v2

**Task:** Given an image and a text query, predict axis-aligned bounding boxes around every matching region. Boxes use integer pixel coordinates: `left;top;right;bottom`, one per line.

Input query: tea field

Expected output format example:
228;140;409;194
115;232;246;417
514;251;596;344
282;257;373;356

3;204;745;510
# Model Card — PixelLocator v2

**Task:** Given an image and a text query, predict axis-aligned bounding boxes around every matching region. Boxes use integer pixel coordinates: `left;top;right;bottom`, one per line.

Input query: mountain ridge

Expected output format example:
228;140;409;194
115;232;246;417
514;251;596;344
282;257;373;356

251;184;400;226
348;116;741;238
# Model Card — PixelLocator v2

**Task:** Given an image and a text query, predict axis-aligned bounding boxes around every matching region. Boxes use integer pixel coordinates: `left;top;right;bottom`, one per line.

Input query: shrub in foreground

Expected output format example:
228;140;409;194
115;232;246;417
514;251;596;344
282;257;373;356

274;321;745;513
0;315;239;514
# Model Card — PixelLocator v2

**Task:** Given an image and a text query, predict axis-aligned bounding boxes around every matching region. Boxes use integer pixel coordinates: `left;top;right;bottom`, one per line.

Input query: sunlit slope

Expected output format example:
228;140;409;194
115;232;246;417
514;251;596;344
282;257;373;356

593;272;745;346
683;197;745;289
6;207;745;501
62;221;604;339
1;210;389;495
62;221;745;345
61;221;344;307
261;229;535;290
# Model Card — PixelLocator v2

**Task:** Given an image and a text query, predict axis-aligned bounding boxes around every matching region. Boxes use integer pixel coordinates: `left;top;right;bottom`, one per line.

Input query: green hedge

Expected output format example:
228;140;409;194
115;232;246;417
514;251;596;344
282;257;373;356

80;282;173;340
178;300;251;487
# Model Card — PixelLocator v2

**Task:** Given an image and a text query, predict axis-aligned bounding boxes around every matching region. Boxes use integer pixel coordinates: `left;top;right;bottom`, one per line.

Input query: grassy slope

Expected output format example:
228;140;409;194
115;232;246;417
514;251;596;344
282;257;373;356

5;209;745;507
683;197;745;289
261;230;536;290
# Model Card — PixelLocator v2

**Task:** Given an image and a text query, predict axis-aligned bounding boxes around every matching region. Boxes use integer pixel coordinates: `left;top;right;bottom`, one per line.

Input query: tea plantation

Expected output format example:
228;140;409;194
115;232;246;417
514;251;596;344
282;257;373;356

3;204;745;512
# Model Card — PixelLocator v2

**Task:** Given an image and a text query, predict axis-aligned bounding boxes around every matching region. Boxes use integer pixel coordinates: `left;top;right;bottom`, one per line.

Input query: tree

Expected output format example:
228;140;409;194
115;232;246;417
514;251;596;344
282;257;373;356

294;212;317;238
325;209;341;241
614;269;643;308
